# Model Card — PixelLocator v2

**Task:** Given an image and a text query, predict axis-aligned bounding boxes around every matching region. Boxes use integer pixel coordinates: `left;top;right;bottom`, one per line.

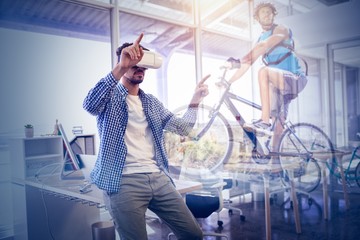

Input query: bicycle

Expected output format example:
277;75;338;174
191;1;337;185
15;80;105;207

326;133;360;188
165;61;336;194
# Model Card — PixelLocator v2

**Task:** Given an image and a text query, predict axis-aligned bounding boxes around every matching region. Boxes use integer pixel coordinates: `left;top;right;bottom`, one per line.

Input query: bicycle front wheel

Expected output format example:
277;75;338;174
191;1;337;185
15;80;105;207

165;104;234;173
277;123;333;193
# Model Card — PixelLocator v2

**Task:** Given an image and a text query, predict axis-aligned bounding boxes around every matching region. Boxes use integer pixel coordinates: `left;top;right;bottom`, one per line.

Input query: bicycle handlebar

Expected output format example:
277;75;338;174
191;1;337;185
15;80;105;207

216;57;241;90
219;57;241;70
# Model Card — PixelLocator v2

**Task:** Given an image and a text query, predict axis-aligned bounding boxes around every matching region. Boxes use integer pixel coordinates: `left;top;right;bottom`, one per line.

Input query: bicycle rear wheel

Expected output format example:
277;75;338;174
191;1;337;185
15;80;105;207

277;123;334;193
165;104;233;174
355;155;360;188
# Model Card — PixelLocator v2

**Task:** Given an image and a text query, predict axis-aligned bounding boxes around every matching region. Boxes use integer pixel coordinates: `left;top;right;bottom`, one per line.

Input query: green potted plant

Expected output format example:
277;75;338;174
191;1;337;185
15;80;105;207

24;124;34;138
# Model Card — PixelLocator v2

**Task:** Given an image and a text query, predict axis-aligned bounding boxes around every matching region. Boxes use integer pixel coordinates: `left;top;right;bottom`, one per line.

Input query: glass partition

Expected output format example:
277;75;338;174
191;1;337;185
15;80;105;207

328;39;360;146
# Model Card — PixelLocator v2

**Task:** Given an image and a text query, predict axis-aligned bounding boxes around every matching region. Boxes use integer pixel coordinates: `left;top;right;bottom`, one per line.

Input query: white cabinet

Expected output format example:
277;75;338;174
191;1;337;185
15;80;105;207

9;136;63;240
10;136;63;181
0;144;13;239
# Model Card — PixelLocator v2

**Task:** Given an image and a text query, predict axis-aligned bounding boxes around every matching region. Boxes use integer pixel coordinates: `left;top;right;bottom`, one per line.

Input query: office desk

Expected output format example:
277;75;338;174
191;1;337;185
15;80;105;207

20;174;201;240
225;161;301;240
26;175;202;204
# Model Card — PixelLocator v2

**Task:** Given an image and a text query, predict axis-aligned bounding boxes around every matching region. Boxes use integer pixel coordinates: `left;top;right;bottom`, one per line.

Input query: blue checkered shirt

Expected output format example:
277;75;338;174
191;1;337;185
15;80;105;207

83;73;197;193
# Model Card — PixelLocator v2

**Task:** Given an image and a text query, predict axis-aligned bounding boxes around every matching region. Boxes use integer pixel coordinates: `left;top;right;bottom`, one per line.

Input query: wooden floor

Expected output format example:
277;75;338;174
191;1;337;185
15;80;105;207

145;180;360;240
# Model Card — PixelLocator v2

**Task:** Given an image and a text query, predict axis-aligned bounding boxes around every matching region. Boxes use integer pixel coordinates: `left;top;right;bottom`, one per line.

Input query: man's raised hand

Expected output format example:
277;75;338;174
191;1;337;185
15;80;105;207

120;33;145;68
189;74;210;106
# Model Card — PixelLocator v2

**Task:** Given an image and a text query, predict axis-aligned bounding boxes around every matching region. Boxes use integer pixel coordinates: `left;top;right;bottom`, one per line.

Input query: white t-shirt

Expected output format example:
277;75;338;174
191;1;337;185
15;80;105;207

122;94;160;174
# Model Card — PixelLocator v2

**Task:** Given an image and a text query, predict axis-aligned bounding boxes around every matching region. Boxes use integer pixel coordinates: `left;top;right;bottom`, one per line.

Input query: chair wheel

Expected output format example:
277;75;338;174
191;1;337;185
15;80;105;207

228;209;233;215
218;220;223;227
240;215;246;222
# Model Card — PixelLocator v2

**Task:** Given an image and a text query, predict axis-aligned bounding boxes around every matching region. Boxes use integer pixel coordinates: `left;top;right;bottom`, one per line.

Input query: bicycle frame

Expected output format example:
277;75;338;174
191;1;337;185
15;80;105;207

198;68;311;160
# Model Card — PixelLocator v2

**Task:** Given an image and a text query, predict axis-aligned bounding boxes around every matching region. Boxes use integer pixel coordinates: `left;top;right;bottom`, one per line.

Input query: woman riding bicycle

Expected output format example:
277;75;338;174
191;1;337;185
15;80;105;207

227;2;308;149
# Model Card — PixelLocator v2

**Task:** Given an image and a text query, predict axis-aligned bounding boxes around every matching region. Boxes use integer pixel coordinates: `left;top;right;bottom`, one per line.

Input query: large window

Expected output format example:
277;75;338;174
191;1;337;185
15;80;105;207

167;52;196;111
118;12;196;104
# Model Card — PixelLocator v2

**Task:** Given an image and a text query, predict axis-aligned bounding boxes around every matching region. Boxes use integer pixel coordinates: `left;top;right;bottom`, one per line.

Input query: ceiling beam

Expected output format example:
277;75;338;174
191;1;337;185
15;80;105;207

201;0;246;28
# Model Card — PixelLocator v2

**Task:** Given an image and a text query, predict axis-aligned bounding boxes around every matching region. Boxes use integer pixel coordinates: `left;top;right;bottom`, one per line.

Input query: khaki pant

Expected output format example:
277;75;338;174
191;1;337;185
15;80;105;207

103;171;203;240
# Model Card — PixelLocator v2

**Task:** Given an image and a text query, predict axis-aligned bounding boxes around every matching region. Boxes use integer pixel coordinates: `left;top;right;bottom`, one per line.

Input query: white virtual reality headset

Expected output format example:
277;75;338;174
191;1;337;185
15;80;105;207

137;50;163;69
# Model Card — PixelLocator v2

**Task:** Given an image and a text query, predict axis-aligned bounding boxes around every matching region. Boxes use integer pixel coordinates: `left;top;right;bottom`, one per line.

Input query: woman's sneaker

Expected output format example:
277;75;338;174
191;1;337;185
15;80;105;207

243;119;272;136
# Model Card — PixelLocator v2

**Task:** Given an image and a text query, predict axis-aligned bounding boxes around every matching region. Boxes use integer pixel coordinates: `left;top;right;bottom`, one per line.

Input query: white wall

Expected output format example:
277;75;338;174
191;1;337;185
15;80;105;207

0;28;111;139
278;1;360;51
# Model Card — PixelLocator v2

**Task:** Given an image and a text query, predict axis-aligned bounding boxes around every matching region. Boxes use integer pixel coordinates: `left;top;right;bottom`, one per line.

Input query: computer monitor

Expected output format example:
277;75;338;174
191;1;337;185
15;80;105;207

69;134;95;155
58;123;84;180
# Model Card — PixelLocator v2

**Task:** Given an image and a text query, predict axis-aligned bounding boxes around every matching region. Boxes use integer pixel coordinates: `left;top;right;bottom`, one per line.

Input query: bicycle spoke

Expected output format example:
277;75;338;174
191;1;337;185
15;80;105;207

165;105;233;174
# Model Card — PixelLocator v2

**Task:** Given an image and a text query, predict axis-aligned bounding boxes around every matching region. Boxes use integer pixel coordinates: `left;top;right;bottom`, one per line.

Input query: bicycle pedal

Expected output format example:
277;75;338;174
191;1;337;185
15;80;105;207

255;129;273;137
252;157;271;165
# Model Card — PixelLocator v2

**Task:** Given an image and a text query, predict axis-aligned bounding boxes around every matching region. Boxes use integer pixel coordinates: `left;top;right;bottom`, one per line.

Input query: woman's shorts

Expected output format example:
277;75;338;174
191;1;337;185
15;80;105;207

270;73;308;119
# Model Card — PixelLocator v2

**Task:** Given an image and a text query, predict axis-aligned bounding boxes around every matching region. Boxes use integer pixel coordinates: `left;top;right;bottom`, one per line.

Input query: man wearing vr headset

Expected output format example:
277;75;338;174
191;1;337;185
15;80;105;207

227;2;308;147
83;33;209;240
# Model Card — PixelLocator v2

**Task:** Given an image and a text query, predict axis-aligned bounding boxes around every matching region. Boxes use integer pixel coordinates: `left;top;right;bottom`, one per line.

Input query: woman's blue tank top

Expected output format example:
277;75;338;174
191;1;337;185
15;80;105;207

258;26;304;76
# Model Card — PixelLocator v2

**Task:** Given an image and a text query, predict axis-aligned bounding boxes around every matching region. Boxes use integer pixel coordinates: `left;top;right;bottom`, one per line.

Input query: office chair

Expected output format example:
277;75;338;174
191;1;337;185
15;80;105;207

185;177;225;227
222;175;247;222
168;167;228;239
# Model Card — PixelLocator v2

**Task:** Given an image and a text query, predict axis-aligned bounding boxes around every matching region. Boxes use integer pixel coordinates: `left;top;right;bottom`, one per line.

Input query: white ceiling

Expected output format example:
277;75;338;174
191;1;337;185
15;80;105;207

0;0;358;67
